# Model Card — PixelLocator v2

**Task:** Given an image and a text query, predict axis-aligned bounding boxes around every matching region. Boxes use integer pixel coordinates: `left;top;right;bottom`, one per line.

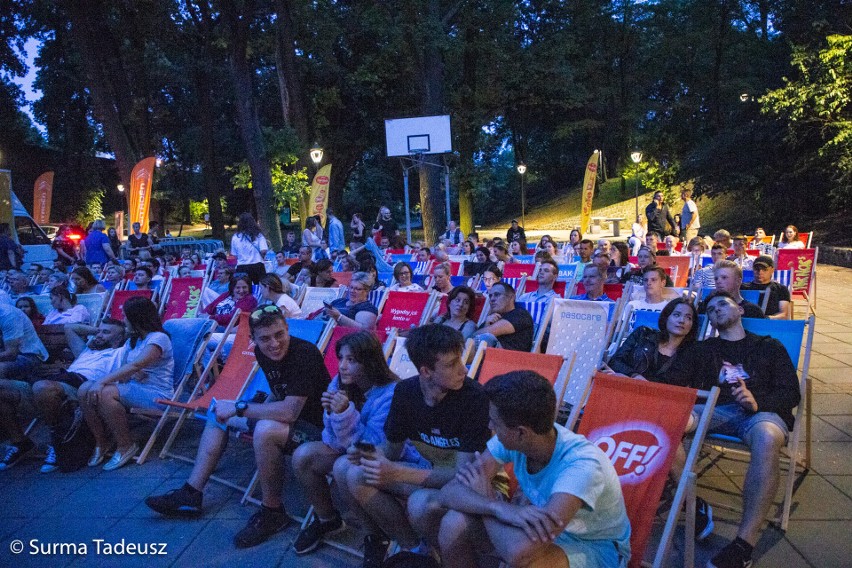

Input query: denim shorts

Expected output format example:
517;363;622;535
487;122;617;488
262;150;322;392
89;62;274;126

552;533;628;568
694;403;789;444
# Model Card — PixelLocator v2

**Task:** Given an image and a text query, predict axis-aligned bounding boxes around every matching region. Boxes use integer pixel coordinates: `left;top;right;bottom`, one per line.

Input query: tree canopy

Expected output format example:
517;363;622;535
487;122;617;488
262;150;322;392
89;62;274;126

1;0;849;241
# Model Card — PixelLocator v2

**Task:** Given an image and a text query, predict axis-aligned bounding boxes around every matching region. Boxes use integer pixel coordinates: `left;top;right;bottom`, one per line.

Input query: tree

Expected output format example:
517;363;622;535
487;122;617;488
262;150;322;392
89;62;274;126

762;34;852;204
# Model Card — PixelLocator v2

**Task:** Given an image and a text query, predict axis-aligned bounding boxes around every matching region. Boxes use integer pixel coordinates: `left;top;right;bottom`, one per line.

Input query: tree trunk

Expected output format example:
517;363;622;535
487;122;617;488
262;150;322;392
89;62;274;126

455;24;477;235
65;0;141;193
197;70;226;241
273;0;310;142
225;1;282;249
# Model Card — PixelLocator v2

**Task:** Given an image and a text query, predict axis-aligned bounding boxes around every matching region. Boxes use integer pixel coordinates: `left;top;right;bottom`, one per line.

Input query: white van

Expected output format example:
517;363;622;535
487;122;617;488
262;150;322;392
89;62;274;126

11;190;55;267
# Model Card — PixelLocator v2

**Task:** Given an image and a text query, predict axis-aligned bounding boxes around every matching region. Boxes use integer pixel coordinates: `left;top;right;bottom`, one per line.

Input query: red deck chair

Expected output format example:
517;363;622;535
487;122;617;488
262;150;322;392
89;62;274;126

377;291;436;335
776;247;818;306
160;277;205;321
107;289;154;320
332;271;353;287
571;283;624;301
578;373;719;568
502;263;537;278
434;293;487;324
323;325;390;379
655;255;690;287
522;280;568;297
157;312;259;463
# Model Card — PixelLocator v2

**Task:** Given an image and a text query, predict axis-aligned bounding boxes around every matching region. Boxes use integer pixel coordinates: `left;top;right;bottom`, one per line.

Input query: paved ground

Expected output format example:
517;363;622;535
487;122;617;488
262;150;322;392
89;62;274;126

1;266;850;567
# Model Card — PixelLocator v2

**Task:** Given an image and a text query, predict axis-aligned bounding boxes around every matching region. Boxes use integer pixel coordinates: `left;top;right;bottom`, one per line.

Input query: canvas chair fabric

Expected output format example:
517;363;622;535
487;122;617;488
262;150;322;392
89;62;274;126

300;286;345;318
377;291;436;335
107;289;154;320
160;277;205;321
776;248;817;301
579;373;720;568
388;336;418;379
323;326;391;379
542;299;611;428
502;263;537;278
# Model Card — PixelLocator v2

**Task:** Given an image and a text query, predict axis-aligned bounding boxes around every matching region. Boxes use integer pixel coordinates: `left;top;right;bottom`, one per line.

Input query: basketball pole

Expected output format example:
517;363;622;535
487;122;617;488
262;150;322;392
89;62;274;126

444;157;451;227
402;161;412;244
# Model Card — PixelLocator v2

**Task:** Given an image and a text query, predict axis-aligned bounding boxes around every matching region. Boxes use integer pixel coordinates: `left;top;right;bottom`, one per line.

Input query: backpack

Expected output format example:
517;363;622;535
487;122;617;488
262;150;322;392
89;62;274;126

51;399;95;472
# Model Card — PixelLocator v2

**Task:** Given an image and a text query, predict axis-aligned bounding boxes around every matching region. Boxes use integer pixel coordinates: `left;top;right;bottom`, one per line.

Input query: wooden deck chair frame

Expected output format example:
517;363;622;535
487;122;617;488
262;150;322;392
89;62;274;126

699;314;815;532
135;317;215;464
157;311;257;463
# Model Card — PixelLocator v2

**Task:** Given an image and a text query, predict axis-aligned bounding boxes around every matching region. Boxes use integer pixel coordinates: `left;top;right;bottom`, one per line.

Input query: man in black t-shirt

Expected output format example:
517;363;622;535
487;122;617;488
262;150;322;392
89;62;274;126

741;255;792;320
473;281;534;351
670;291;800;568
336;324;490;566
371;206;399;243
285;246;314;282
505;219;527;249
146;307;329;549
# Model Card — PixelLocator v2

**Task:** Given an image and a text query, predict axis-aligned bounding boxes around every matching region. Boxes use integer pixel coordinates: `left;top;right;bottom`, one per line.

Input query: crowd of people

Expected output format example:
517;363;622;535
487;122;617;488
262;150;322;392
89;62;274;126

0;202;813;568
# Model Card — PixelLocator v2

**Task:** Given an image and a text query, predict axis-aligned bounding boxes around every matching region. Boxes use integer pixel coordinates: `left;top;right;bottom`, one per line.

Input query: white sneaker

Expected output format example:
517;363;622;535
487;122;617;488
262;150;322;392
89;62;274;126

103;443;139;471
41;445;59;473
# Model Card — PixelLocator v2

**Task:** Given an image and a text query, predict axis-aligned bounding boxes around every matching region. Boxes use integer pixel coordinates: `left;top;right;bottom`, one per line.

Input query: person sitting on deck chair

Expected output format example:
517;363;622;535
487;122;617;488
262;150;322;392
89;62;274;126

145;305;330;549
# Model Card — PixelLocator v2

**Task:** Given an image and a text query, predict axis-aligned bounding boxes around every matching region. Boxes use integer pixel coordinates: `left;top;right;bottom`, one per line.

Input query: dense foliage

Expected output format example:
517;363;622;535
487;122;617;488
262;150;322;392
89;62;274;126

0;0;849;243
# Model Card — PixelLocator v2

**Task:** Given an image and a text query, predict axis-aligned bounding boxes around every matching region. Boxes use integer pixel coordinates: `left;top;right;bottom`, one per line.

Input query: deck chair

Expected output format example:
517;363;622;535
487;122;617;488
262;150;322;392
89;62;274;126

578;373;719;568
502;263;537;278
469;342;570;400
105;289;154;320
433;293;488;326
517;300;553;352
412;260;433;276
541;299;611;429
300;286;345;318
332;272;353;287
136;317;215;464
521;280;568;298
367;288;387;311
776;248;818;309
556;263;581;282
74;292;108;323
287;318;334;352
376;272;394;287
377;291;436;335
323;326;393;379
159;277;205;320
157;312;260;467
656;255;690;287
701;315;815;531
388;336;418;379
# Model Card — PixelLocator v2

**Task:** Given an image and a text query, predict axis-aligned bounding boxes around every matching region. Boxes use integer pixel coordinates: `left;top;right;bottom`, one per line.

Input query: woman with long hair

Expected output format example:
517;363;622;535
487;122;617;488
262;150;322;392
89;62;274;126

778;224;805;249
79;297;174;471
569;229;583;247
310;259;339;288
608;298;698;383
291;331;399;554
70;266;105;295
230;212;269;284
258;273;302;318
431;285;478;339
302;217;322;253
44;287;91;325
15;296;44;328
107;227;122;259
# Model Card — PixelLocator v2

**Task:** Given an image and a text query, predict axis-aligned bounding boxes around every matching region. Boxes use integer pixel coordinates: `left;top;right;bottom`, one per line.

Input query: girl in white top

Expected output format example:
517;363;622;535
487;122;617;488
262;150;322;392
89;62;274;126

778;224;806;249
388;261;423;292
44;287;92;325
258;273;303;318
230;212;269;284
79;296;174;471
302;216;322;251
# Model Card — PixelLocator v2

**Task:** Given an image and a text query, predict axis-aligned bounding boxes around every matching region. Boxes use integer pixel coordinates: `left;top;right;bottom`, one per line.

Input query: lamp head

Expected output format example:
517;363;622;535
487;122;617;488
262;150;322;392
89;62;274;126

517;163;527;175
630;151;643;164
310;146;324;165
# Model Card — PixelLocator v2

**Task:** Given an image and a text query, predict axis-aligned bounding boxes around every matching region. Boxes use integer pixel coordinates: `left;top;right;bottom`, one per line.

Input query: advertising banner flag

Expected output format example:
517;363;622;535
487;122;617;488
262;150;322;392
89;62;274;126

33;171;54;224
129;157;157;232
309;164;332;226
579;150;600;235
579;373;696;568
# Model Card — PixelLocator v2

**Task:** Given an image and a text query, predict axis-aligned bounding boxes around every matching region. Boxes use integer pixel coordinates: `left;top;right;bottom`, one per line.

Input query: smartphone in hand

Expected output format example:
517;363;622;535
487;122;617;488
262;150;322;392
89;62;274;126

354;441;376;454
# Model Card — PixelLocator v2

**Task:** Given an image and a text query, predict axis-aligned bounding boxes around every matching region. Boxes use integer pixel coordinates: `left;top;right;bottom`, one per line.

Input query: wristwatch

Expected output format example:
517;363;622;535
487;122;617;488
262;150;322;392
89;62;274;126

235;400;249;418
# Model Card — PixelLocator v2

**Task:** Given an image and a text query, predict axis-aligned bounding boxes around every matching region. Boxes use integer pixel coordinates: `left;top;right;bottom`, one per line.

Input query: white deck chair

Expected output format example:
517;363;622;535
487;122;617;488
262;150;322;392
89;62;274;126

541;299;611;429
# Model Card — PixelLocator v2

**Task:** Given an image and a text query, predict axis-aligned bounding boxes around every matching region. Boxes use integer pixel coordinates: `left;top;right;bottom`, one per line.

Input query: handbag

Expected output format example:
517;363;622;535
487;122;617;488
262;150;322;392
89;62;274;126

51;399;96;472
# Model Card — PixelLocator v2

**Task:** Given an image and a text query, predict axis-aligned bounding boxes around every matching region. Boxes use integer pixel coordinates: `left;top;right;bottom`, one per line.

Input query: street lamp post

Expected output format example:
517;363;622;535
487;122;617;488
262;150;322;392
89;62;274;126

630;151;643;221
310;145;324;167
117;184;127;237
517;163;527;228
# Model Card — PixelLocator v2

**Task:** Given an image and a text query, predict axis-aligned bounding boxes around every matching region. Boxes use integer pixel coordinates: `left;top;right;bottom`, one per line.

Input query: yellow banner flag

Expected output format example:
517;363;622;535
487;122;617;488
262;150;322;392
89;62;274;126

33;171;54;224
129;157;157;232
579;150;600;235
309;164;332;226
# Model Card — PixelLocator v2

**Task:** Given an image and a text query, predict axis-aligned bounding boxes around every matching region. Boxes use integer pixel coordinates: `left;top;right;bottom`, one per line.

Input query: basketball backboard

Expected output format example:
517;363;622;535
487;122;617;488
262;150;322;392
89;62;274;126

385;115;452;157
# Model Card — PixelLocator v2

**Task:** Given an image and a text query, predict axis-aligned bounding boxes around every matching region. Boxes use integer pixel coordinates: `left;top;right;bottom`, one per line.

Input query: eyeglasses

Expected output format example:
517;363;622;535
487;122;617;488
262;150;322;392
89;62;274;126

251;305;282;321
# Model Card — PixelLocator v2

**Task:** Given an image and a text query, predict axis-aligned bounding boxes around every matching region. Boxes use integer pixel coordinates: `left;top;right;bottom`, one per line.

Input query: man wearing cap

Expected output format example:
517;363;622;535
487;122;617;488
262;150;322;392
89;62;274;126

742;256;792;319
505;219;527;250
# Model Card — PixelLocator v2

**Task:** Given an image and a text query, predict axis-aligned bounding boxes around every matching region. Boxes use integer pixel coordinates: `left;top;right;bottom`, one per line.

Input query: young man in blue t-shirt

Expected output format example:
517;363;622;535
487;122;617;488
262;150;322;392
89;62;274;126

438;371;631;568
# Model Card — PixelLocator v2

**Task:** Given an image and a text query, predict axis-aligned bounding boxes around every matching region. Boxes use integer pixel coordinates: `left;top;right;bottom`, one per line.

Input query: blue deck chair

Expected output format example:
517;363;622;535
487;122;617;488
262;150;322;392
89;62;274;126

702;316;814;531
449;275;468;287
412;273;429;287
699;287;761;306
137;317;215;464
376;272;394;287
557;263;580;282
742;269;754;283
773;269;792;288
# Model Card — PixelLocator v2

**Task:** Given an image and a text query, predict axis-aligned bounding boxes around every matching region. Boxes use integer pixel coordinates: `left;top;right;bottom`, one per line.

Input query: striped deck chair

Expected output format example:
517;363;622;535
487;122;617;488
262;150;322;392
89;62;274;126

136;317;215;464
518;300;552;350
412;260;433;276
367;288;387;311
773;268;793;288
776;248;818;309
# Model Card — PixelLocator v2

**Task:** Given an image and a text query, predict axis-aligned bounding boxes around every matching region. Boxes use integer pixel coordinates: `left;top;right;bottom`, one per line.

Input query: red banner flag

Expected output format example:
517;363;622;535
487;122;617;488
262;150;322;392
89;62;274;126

579;373;697;568
33;171;54;224
129;157;157;232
